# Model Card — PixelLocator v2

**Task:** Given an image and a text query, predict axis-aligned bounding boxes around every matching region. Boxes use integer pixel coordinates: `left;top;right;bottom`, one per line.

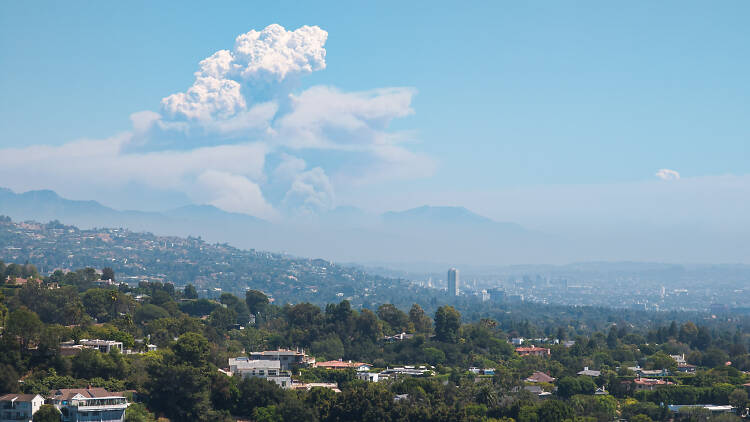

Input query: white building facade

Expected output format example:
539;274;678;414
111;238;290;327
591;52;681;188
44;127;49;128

0;394;45;422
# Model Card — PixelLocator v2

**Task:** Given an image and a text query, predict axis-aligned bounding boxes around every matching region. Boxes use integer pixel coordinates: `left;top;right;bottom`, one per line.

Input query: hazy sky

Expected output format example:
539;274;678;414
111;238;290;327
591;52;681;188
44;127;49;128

0;1;748;234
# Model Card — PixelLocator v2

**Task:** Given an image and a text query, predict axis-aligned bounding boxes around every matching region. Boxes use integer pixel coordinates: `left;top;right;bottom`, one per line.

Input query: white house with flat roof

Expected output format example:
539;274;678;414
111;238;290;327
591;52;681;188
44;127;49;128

248;349;314;369
228;357;292;389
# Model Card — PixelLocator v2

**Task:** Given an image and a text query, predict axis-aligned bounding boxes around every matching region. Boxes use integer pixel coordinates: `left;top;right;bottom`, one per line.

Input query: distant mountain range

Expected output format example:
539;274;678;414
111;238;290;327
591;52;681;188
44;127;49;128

0;187;543;266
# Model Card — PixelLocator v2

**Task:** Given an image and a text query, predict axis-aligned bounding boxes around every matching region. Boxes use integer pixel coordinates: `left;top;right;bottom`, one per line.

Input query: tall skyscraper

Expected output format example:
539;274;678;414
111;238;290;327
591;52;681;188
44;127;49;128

447;268;459;296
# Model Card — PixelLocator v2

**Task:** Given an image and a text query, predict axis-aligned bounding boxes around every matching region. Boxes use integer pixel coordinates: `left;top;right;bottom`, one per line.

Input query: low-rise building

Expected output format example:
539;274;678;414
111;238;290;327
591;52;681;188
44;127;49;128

383;332;414;343
291;383;341;393
469;367;495;376
357;372;380;382
380;366;433;378
49;388;128;422
228;357;292;389
526;371;555;383
677;363;697;373
577;367;601;377
315;361;371;371
0;394;45;422
667;404;734;414
670;354;687;365
248;349;314;370
631;377;674;391
60;339;123;356
516;346;550;357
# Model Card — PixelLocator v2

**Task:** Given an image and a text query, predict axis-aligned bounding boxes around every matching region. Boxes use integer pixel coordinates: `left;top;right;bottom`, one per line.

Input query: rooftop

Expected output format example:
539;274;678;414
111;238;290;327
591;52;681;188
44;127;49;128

50;388;125;401
0;394;40;402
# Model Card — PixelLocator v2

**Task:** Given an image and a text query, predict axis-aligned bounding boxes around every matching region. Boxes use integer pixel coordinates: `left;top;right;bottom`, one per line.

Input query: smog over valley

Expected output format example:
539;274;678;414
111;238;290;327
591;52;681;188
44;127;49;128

1;2;750;422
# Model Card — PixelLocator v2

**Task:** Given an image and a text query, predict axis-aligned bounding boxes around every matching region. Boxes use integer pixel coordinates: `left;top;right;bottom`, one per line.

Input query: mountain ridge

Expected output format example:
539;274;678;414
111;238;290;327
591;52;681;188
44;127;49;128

0;187;537;266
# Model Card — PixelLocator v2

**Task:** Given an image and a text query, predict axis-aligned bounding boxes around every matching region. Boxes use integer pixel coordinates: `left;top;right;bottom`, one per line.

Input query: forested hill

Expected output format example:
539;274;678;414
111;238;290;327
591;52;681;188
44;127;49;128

0;216;423;308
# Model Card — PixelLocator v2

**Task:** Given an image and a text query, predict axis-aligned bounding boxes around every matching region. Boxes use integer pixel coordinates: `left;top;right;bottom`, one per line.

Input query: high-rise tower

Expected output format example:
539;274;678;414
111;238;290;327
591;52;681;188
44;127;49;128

447;268;459;296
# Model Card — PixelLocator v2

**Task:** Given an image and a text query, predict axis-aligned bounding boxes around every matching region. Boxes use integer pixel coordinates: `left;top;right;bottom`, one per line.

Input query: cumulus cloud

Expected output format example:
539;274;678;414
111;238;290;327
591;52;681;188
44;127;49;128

655;168;680;181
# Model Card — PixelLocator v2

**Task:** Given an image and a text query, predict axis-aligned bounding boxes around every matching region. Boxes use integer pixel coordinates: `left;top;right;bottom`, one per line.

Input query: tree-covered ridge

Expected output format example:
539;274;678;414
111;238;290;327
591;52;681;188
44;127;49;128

1;262;749;421
2;215;747;338
0;216;423;307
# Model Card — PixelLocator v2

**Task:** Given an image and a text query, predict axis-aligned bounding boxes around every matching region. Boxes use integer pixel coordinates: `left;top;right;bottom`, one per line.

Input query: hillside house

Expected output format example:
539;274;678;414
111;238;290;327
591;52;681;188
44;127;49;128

49;388;128;422
0;394;44;422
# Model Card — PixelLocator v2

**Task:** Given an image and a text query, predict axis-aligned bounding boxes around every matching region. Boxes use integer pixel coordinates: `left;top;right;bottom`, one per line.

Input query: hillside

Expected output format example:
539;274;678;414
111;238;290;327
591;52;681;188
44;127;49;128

0;216;428;308
0;187;543;266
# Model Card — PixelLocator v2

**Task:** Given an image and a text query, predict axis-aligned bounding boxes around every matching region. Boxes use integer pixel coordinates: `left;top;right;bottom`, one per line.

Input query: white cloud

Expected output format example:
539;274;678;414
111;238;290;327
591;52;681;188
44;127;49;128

655;168;680;181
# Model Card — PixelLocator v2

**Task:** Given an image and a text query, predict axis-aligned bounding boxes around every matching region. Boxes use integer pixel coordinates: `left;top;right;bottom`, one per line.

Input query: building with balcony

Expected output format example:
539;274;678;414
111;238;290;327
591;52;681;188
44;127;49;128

49;388;128;422
228;357;292;389
247;349;314;370
0;394;44;422
60;339;123;356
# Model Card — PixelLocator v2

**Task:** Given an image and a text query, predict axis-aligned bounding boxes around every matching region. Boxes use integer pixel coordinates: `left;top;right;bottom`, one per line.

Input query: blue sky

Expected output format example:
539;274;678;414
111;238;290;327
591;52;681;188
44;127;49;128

0;1;748;234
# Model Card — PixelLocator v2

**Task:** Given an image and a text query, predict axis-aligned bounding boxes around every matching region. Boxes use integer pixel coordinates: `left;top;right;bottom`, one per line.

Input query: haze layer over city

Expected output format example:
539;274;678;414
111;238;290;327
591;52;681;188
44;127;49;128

1;3;750;421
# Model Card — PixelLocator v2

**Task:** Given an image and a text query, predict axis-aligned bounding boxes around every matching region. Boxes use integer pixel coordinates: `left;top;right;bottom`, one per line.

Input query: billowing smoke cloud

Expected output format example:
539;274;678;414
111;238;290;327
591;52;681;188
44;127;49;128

0;24;434;219
282;167;335;215
655;168;680;181
162;24;327;121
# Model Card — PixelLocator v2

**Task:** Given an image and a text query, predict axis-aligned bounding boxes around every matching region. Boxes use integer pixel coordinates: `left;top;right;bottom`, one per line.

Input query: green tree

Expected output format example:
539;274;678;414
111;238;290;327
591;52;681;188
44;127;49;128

209;306;237;331
517;405;539;422
557;376;581;398
0;364;19;393
409;304;432;334
101;267;115;282
124;403;157;422
537;400;574;422
729;389;748;414
434;305;461;343
245;290;269;315
220;293;249;324
577;376;597;394
134;304;169;323
32;404;61;422
184;284;199;299
6;307;43;349
173;333;211;366
377;304;409;334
